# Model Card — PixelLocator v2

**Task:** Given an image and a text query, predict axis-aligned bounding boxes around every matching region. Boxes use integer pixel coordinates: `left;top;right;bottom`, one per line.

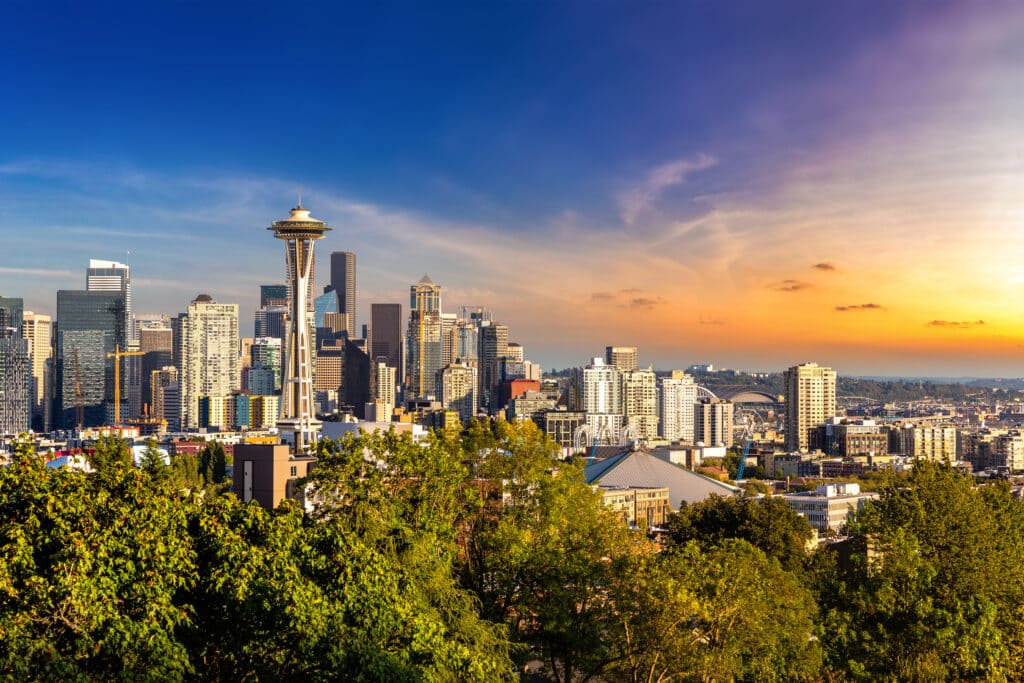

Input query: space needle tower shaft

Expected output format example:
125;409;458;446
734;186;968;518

268;203;331;453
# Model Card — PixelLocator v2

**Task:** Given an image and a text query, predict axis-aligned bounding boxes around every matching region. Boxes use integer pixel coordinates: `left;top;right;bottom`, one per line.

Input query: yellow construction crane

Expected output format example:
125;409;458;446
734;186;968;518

106;344;144;426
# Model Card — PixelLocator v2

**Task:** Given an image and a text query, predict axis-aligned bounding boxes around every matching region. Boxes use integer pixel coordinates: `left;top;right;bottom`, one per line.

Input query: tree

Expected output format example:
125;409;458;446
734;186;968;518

0;446;196;680
197;441;227;485
817;461;1024;681
664;494;814;574
138;437;168;481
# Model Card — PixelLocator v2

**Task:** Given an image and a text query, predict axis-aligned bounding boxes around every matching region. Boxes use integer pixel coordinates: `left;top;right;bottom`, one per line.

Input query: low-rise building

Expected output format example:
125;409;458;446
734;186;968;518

781;482;877;532
598;485;670;528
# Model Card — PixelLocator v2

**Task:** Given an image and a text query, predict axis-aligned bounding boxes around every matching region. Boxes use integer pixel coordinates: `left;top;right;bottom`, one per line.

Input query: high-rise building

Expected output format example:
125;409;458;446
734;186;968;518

250;337;282;392
478;322;508;413
583;357;623;436
330;251;356;339
659;371;697;442
87;259;133;341
784;362;837;452
254;305;288;341
605;346;638;373
55;290;126;429
439;361;477;423
150;366;179;429
341;337;370;418
178;294;240;430
622;368;659;440
138;318;172;418
695;398;734;447
406;275;443;399
270;205;329;452
260;284;288;308
370;303;402;372
22;311;52;432
374;361;396;419
0;297;29;434
314;289;339;330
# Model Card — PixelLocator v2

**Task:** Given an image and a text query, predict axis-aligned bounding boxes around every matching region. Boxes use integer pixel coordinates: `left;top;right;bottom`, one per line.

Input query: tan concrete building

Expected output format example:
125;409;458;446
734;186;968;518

784;362;836;452
605;346;638;373
622;368;659;440
695;398;734;447
22;311;51;431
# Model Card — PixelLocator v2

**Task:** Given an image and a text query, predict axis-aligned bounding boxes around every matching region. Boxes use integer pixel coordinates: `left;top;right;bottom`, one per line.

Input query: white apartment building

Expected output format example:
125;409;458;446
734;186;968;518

660;371;697;442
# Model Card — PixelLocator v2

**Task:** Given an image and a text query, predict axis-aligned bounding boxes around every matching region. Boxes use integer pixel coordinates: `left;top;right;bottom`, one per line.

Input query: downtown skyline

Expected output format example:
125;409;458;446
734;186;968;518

3;2;1024;377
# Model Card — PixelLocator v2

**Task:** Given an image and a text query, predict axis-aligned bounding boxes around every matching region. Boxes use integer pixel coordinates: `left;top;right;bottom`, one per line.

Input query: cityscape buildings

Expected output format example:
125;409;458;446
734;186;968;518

329;251;356;339
370;303;402;373
406;275;443;399
22;310;51;431
784;362;837;452
55;289;125;428
86;260;133;341
659;371;698;442
0;296;29;434
177;294;240;430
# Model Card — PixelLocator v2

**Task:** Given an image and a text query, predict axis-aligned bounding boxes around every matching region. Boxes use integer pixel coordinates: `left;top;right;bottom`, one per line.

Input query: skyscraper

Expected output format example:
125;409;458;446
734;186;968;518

659;371;697;442
605;346;638;373
55;290;126;428
22;311;51;431
582;357;623;436
138;318;172;418
622;367;659;440
784;362;837;452
178;294;240;429
477;322;508;413
87;259;132;341
330;251;356;339
0;297;29;434
370;303;402;372
373;361;396;419
270;204;330;452
260;284;288;308
406;275;443;399
250;337;282;392
695;398;734;447
439;361;477;423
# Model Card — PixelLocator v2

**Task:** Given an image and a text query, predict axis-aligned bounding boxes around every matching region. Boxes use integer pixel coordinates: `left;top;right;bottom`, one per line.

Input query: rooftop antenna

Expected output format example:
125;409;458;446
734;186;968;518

297;185;302;208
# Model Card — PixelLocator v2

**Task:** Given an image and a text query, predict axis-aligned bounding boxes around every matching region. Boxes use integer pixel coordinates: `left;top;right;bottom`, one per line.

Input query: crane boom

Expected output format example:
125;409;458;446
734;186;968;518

106;344;144;426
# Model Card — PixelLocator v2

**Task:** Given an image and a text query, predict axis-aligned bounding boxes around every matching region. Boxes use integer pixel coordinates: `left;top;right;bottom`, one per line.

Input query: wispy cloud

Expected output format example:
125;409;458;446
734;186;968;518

699;316;726;326
813;262;837;271
769;279;813;292
835;303;883;311
0;266;77;277
618;154;716;225
626;296;664;310
928;319;985;328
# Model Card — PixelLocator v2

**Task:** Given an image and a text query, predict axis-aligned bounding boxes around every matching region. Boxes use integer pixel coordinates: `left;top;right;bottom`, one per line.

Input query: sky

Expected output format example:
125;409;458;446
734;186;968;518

2;1;1023;377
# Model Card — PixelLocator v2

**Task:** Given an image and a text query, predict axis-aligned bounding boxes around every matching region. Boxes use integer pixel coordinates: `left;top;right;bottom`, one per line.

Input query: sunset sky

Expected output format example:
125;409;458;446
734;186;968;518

2;2;1023;376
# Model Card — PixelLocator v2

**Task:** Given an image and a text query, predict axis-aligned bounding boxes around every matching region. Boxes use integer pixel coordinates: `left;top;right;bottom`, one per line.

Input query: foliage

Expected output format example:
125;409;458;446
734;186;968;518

0;437;196;680
817;461;1024;681
664;494;814;574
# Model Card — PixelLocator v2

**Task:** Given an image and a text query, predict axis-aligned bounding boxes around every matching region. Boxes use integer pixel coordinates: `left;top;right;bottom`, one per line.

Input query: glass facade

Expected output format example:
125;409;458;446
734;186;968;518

56;290;126;428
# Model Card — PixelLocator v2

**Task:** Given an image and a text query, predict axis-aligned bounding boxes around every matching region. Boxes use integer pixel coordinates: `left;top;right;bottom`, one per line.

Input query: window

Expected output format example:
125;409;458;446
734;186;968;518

290;466;297;477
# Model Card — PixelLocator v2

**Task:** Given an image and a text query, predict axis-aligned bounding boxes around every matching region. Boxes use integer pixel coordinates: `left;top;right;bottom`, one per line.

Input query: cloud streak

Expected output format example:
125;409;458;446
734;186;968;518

813;262;837;271
769;279;813;292
835;303;883;311
928;319;985;328
618;154;716;225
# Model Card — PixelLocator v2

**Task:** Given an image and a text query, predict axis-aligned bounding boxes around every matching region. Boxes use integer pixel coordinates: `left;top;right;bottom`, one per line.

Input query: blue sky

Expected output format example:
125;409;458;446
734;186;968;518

3;2;1024;375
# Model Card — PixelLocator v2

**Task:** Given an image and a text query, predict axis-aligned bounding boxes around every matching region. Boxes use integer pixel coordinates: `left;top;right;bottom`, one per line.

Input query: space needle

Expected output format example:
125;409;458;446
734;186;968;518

268;201;331;453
